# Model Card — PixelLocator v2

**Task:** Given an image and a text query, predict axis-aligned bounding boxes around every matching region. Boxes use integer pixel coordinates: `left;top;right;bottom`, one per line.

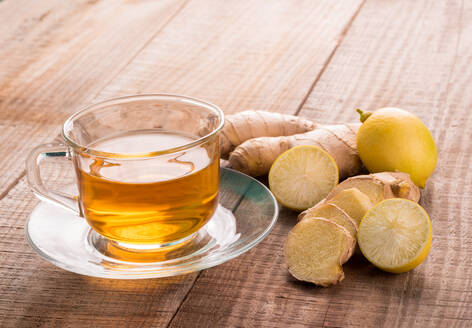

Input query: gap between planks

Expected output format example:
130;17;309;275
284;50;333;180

166;271;203;327
294;0;367;117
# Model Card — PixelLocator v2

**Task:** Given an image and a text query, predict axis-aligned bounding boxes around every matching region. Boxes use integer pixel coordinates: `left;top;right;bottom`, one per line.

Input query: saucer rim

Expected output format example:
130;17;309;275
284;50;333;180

25;167;279;279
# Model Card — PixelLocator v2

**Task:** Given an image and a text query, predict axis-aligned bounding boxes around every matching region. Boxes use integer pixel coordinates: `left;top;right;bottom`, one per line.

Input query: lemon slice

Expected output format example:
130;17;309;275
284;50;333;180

358;198;432;273
268;145;339;211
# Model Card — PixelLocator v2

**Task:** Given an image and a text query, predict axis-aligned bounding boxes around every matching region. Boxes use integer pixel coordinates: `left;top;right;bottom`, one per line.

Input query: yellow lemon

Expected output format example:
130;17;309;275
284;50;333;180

358;198;432;273
268;145;338;211
356;107;437;188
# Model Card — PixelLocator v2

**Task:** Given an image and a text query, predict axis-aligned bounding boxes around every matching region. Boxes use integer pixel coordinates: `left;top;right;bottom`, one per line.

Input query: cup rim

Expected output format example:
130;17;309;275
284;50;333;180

62;93;225;159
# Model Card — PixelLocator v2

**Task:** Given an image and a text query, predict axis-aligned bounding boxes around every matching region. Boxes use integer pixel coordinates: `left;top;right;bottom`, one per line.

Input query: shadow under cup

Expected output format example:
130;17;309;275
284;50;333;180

61;95;224;248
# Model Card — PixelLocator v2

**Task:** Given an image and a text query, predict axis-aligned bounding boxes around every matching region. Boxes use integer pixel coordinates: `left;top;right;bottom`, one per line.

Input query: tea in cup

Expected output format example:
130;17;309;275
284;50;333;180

27;94;224;248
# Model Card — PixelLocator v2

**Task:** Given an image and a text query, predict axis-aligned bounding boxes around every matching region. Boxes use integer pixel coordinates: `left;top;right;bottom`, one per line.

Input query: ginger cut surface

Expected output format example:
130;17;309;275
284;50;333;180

284;217;355;286
300;203;358;242
327;188;373;226
325;172;420;204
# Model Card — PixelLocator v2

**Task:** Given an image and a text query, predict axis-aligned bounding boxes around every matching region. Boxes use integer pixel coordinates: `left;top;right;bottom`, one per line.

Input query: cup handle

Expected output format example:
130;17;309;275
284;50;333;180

26;142;81;216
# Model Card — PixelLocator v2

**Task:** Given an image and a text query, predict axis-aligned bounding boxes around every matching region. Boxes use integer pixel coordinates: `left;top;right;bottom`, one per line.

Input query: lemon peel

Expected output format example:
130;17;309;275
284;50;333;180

356;107;437;188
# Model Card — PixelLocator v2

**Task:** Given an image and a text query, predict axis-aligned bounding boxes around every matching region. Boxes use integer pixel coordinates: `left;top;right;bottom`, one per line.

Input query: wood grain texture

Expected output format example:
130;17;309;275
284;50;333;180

96;0;364;114
169;0;472;327
298;1;472;326
0;0;188;197
0;1;198;327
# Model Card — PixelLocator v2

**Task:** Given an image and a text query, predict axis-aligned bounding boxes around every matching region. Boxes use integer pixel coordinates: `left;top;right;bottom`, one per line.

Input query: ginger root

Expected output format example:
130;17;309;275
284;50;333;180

299;203;358;241
220;111;362;178
220;111;316;159
284;217;355;287
287;188;372;287
327;188;373;226
324;172;420;205
286;189;372;286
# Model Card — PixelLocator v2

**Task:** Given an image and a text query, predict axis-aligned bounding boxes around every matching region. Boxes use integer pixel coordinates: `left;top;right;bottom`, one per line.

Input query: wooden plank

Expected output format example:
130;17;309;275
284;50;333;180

0;0;188;197
0;1;198;327
0;0;365;326
96;0;364;115
169;0;472;327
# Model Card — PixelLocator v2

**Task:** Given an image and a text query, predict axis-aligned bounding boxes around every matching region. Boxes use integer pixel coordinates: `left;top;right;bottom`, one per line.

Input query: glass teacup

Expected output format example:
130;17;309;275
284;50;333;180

26;94;224;249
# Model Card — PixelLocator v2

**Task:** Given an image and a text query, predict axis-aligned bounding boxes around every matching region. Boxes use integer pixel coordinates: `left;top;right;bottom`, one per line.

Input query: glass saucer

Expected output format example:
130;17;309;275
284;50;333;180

25;168;278;279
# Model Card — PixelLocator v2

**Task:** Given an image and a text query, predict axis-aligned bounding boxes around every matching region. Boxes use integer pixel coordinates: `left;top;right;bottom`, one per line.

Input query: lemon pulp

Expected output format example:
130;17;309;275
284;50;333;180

268;145;338;211
358;198;432;273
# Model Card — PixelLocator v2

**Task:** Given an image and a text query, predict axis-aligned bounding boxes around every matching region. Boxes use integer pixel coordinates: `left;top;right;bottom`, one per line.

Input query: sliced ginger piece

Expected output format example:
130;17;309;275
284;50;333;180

326;176;384;204
325;172;420;205
328;188;372;226
284;217;355;287
299;203;358;242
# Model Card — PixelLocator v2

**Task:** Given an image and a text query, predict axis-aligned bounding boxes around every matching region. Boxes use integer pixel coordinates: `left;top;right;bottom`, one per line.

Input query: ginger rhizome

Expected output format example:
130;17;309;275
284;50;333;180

220;111;316;158
220;111;361;178
286;189;368;286
324;172;420;205
284;217;355;287
324;188;373;226
300;203;358;240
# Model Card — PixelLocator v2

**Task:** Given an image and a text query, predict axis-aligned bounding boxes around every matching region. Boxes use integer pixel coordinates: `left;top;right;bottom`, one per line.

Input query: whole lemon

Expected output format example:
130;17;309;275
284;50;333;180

356;107;437;188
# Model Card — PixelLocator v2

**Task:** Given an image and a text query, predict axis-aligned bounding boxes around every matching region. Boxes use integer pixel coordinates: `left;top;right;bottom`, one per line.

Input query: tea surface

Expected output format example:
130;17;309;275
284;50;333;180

76;131;219;245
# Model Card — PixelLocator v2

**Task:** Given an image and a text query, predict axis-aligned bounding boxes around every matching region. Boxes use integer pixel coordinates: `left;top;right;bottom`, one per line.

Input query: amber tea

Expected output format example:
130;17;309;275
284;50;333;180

75;131;219;245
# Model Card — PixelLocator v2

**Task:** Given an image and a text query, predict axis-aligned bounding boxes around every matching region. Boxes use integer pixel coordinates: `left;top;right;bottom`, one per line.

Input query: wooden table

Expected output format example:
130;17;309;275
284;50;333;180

1;1;471;327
